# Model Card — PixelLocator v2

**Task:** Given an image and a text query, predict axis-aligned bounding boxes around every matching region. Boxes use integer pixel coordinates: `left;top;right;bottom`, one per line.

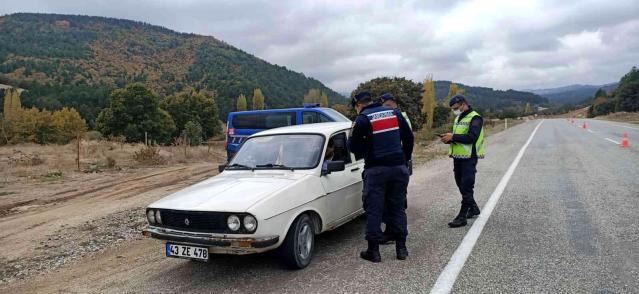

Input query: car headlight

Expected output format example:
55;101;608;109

227;215;241;231
147;210;156;225
243;215;257;232
155;210;162;225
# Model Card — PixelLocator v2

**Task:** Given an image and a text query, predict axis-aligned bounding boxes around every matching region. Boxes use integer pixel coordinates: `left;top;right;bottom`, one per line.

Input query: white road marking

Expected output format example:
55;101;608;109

587;129;594;133
429;120;544;294
605;138;620;145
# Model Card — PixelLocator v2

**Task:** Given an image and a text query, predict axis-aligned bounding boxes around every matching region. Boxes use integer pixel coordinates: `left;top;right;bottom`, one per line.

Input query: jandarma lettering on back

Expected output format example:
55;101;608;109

367;110;396;121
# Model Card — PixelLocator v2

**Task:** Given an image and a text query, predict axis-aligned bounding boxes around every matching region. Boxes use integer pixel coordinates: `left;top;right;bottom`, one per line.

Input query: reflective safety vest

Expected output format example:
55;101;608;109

449;111;485;159
401;111;412;130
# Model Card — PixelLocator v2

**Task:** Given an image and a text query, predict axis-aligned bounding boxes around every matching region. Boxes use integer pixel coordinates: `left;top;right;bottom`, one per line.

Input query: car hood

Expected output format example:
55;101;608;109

147;173;304;213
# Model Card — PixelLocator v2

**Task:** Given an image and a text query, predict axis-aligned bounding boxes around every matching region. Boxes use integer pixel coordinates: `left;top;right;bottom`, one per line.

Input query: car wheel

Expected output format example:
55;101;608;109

280;213;315;269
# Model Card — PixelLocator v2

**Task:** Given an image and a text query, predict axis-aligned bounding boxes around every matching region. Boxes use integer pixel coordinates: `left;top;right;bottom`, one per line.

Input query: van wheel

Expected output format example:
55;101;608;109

280;214;315;269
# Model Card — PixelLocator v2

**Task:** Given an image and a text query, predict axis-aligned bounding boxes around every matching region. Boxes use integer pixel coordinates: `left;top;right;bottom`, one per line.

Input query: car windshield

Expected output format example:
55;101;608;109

229;134;324;169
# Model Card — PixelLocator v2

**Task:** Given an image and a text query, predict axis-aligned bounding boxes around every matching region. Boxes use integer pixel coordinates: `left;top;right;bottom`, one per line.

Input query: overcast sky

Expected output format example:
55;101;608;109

2;0;638;93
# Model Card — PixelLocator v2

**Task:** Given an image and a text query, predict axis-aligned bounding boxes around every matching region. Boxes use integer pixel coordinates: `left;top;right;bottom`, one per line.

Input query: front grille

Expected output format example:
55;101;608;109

160;210;228;233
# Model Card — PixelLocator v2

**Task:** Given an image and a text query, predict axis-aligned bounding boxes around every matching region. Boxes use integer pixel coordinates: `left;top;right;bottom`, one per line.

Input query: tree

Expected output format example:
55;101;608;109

615;80;639;112
184;120;203;145
443;83;463;107
252;88;265;110
594;88;607;99
524;102;531;114
421;75;436;129
432;105;451;128
236;94;247;111
3;88;22;119
304;89;322;104
51;107;88;143
162;90;222;139
614;67;639;112
331;104;352;118
352;77;425;130
320;92;329;107
96;84;176;144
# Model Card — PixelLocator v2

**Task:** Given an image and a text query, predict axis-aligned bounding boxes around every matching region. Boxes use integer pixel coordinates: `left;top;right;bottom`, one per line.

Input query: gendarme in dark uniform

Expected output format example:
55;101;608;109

348;91;414;262
440;94;485;228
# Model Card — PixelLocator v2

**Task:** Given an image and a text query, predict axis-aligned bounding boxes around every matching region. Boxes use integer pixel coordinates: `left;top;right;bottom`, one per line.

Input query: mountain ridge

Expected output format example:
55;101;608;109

0;13;345;124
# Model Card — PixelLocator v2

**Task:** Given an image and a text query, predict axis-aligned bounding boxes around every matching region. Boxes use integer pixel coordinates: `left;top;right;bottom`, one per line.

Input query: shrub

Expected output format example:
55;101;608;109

184;120;203;145
85;130;103;141
133;145;166;165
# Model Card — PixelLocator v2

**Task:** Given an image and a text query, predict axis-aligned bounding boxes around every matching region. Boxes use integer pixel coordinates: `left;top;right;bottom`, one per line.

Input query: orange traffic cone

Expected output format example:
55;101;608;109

621;133;630;148
582;122;587;129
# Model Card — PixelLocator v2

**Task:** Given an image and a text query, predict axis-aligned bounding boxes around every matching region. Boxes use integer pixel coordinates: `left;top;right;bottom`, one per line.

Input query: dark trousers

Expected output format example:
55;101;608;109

362;165;409;242
453;158;478;206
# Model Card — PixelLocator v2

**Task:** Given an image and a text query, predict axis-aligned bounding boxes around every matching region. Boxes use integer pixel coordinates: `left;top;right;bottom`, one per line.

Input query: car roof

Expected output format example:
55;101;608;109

251;122;352;137
229;107;334;115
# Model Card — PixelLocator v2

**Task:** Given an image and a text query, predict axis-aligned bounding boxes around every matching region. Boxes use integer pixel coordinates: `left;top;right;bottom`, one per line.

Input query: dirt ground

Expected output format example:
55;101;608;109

0;140;226;286
595;111;639;124
0;120;519;293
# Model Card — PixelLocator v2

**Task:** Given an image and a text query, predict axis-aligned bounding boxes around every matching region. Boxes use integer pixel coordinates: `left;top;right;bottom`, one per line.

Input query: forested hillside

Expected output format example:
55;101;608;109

0;13;345;125
433;81;548;111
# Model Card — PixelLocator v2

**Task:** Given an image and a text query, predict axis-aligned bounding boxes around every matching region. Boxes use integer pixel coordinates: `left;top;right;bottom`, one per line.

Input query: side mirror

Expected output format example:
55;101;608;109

218;164;227;173
321;160;345;176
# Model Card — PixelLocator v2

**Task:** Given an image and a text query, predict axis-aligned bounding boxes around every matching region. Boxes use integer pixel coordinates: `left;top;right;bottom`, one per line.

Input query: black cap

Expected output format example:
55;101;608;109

379;93;395;103
351;91;372;107
449;94;466;107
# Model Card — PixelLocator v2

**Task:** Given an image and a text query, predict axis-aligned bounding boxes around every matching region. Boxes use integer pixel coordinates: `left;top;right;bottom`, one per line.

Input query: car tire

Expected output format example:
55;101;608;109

280;213;315;269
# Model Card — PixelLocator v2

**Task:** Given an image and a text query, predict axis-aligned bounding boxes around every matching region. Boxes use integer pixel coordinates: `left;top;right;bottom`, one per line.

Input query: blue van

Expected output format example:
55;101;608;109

225;104;351;160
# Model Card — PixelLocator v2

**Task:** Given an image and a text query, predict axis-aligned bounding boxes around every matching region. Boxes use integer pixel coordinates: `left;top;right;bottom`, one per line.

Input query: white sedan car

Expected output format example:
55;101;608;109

143;122;364;269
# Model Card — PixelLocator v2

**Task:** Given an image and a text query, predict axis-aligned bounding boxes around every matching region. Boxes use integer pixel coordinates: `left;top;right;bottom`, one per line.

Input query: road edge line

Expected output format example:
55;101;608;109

429;120;545;294
605;138;620;145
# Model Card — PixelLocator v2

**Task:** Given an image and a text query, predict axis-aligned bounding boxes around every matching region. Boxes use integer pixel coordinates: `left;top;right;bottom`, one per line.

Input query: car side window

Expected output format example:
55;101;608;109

326;132;351;164
319;114;331;123
302;111;320;124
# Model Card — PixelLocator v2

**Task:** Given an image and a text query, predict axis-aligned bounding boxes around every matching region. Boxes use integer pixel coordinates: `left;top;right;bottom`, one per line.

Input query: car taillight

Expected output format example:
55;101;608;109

228;128;235;135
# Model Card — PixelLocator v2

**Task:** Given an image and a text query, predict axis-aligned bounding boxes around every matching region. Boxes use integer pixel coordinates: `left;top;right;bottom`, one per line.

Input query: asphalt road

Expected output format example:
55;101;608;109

4;119;638;293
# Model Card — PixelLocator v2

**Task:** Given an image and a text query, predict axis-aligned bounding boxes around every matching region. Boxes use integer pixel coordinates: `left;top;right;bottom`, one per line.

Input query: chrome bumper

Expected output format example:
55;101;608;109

142;227;279;249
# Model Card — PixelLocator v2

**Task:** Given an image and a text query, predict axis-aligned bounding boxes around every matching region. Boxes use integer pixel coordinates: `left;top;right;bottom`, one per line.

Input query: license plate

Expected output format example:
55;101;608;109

166;243;209;261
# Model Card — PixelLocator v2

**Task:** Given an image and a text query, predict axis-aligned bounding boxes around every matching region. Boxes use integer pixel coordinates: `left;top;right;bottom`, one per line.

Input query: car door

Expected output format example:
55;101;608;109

319;132;363;225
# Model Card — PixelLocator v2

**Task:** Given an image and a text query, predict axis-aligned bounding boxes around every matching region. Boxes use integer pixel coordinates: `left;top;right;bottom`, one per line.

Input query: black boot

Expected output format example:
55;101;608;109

360;240;381;263
448;204;469;228
467;203;481;219
396;240;408;260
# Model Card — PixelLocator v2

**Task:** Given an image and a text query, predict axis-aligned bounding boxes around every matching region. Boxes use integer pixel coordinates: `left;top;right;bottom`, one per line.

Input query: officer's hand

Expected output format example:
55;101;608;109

440;133;453;143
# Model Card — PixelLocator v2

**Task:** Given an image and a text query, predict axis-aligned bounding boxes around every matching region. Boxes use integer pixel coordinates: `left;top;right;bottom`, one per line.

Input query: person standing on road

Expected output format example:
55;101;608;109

379;93;413;130
378;93;413;244
348;91;414;262
440;94;485;228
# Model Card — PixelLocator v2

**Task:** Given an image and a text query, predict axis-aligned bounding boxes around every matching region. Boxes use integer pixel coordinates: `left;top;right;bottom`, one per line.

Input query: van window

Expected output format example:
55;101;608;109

232;112;297;129
302;111;331;124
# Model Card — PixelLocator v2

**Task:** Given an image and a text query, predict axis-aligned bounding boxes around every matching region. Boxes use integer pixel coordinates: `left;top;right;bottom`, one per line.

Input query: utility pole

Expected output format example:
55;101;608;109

76;133;81;171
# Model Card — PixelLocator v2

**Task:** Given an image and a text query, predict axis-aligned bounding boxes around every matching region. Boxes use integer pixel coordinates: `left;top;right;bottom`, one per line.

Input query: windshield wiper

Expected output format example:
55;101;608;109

226;163;254;171
255;163;295;171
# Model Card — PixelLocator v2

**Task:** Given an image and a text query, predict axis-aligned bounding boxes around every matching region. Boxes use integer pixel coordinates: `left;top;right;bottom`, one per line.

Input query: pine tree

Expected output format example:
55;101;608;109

236;94;247;111
3;88;22;119
304;89;322;104
252;88;265;110
320;92;329;107
524;102;531;114
421;75;436;129
444;83;459;107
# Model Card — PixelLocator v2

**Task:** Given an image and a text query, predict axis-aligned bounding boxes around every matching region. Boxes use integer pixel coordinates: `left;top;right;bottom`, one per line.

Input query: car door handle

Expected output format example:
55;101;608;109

350;167;360;172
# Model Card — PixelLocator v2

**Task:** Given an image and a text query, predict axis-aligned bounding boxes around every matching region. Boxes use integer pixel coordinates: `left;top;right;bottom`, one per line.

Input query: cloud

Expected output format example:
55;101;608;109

1;0;638;92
